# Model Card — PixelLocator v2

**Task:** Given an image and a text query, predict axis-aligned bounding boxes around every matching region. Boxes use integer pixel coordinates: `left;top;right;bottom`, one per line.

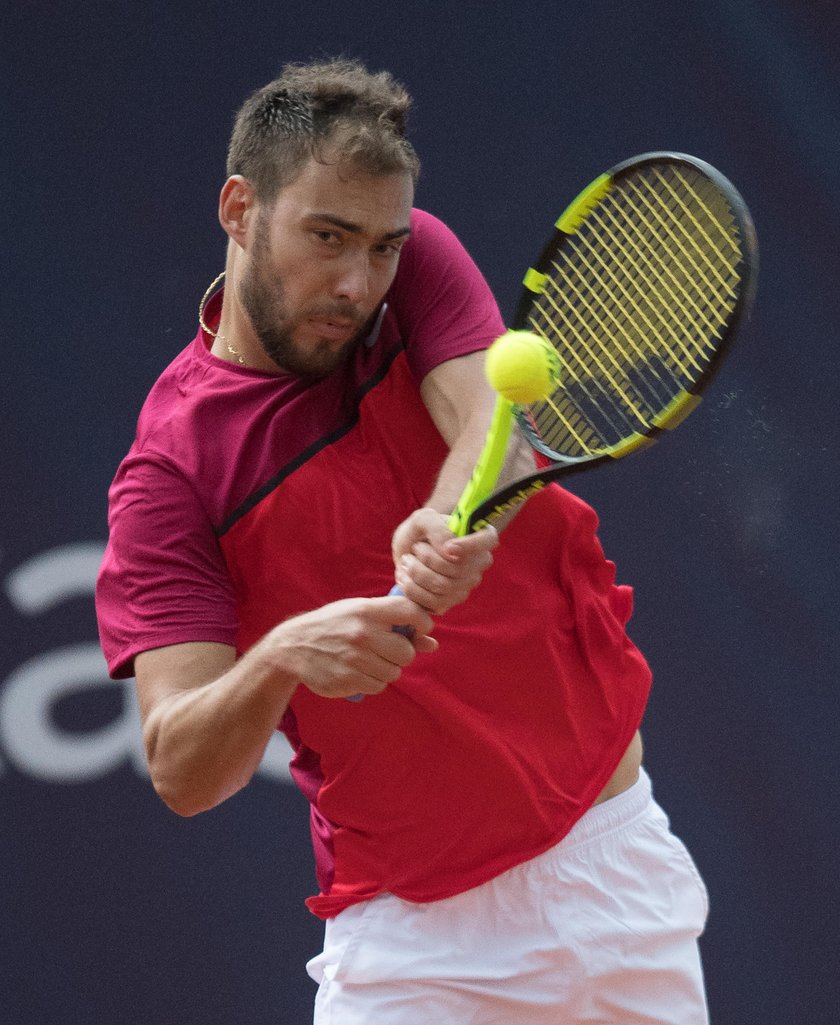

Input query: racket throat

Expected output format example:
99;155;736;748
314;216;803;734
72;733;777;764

447;395;514;536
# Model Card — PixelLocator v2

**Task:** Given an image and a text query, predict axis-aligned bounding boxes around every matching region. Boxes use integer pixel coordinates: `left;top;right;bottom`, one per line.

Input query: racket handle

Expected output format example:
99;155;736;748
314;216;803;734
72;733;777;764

347;585;414;702
387;583;416;639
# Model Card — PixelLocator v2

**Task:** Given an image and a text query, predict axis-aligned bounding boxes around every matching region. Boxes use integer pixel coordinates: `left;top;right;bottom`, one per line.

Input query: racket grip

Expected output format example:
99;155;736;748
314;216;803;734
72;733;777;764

347;585;415;702
388;583;416;639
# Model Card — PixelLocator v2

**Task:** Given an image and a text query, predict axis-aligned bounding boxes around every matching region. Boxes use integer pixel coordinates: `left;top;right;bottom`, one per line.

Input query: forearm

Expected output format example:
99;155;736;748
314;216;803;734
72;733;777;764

138;597;436;815
425;405;496;514
389;353;532;612
426;412;535;519
420;352;535;521
141;642;297;817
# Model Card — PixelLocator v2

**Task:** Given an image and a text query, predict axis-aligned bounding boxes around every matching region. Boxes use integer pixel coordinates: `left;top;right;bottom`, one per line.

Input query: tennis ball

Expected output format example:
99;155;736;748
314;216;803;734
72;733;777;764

485;330;557;404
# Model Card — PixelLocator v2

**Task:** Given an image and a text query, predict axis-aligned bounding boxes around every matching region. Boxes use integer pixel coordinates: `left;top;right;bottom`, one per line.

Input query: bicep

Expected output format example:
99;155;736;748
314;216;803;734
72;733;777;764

419;350;496;447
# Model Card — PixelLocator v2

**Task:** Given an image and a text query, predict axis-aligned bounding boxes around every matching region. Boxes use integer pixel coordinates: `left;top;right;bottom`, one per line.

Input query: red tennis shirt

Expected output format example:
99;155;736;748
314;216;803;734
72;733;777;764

96;209;651;918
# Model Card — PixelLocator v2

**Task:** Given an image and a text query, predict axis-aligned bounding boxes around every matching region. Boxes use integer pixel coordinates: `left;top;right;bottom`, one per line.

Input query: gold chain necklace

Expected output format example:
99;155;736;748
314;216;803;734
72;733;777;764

221;336;247;366
198;270;247;367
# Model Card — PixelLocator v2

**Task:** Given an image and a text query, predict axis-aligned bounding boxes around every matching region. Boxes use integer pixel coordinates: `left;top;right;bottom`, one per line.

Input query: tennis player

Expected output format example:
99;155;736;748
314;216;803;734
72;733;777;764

96;57;710;1024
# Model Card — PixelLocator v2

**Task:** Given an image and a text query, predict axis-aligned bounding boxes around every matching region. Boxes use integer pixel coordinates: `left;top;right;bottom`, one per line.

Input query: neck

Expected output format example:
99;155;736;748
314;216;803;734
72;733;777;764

216;333;247;366
201;256;284;375
203;265;259;370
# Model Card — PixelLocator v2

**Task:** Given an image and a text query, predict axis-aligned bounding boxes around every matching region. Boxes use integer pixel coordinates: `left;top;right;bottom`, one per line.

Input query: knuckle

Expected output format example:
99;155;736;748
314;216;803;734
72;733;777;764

345;623;365;646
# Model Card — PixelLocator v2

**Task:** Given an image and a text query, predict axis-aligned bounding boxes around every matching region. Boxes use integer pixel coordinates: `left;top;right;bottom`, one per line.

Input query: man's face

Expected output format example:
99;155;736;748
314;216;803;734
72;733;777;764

238;156;414;378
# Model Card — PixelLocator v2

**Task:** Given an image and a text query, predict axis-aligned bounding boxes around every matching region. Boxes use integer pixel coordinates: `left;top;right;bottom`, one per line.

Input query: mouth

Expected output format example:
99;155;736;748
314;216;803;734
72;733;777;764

307;317;359;343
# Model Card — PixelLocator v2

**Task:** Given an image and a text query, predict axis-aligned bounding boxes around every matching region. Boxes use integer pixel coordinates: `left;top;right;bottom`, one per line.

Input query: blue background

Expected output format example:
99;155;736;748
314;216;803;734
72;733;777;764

2;1;838;1022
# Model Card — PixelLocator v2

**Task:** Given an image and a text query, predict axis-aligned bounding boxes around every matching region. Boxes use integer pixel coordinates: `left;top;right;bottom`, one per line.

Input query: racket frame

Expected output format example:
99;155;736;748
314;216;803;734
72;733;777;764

466;151;758;533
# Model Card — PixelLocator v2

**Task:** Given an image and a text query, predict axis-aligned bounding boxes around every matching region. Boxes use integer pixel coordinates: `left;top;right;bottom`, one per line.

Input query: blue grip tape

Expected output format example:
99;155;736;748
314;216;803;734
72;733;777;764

348;584;413;701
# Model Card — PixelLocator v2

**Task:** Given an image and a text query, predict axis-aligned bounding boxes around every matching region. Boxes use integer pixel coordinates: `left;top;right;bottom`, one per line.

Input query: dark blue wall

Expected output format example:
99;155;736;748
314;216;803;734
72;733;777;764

3;2;838;1022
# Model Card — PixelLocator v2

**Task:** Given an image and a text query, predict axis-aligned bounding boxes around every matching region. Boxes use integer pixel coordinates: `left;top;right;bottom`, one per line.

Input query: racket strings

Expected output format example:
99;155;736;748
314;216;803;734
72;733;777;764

529;287;647;448
591;173;736;369
525;164;744;459
623;181;736;311
615;176;737;341
545;229;688;413
649;168;741;292
581;204;713;389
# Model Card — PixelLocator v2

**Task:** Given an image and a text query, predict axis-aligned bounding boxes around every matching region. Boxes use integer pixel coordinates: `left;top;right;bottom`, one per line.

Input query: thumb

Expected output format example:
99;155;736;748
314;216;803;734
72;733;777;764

440;524;499;560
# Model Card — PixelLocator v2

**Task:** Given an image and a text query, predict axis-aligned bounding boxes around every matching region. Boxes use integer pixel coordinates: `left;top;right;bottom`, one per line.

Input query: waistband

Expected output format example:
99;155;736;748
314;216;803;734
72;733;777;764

556;767;654;851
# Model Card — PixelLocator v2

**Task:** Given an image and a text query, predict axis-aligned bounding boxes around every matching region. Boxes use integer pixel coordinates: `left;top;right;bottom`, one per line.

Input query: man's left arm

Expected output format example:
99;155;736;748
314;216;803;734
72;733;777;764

391;350;532;615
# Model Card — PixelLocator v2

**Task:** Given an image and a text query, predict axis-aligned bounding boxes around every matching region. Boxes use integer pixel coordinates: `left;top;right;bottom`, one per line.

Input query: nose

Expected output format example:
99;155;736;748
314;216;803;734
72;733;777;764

333;251;371;303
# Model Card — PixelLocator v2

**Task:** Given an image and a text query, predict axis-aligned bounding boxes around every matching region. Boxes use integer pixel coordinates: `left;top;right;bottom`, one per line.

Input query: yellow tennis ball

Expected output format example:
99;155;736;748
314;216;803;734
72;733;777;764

485;330;557;404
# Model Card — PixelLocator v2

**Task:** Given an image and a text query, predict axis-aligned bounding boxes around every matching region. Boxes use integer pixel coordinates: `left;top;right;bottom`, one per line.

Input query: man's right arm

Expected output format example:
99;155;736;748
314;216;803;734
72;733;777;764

135;596;436;816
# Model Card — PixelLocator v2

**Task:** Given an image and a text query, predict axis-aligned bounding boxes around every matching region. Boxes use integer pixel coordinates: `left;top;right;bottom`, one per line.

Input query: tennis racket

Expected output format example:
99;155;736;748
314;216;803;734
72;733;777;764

449;150;757;534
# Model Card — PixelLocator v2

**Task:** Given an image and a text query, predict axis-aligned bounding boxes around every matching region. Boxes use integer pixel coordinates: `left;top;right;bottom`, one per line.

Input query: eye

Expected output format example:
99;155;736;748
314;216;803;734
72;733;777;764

371;241;404;258
313;229;341;246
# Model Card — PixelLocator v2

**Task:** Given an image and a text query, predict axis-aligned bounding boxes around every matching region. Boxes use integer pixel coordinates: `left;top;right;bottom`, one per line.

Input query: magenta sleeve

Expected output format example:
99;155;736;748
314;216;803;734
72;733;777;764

95;453;239;679
392;210;507;381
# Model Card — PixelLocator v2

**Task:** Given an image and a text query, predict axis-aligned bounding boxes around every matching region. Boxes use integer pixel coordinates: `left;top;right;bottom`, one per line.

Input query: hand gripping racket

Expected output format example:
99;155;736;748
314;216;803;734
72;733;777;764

352;152;757;699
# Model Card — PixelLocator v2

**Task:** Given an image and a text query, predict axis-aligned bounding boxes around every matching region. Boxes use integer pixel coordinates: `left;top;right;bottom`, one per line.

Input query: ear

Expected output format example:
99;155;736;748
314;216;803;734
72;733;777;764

218;176;256;248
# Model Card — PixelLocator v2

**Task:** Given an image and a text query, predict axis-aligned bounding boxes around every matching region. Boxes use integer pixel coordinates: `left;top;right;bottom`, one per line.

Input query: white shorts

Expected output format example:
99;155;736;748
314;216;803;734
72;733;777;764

306;770;709;1024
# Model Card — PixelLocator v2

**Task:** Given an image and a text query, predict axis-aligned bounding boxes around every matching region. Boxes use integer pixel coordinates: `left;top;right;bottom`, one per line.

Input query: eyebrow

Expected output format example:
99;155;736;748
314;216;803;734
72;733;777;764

308;213;412;241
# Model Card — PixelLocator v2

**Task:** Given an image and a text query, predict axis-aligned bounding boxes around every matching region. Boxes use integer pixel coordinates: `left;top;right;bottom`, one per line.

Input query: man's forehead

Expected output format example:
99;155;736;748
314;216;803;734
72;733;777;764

272;157;414;235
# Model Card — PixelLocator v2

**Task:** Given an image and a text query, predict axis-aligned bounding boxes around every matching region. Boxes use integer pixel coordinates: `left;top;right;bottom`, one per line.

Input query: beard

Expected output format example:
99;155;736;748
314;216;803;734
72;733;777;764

238;215;367;380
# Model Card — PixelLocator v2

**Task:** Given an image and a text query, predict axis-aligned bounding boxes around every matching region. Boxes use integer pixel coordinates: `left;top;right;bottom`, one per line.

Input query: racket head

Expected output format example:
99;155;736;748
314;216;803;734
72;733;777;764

466;152;757;532
513;152;757;464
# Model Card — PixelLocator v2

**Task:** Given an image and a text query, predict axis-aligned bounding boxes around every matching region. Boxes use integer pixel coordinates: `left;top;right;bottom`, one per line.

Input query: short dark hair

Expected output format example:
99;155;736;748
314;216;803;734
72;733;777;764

227;58;421;203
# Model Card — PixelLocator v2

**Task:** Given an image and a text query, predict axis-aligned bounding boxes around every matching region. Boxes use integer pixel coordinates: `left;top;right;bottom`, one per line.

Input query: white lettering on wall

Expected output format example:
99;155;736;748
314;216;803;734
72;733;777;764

1;542;293;784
